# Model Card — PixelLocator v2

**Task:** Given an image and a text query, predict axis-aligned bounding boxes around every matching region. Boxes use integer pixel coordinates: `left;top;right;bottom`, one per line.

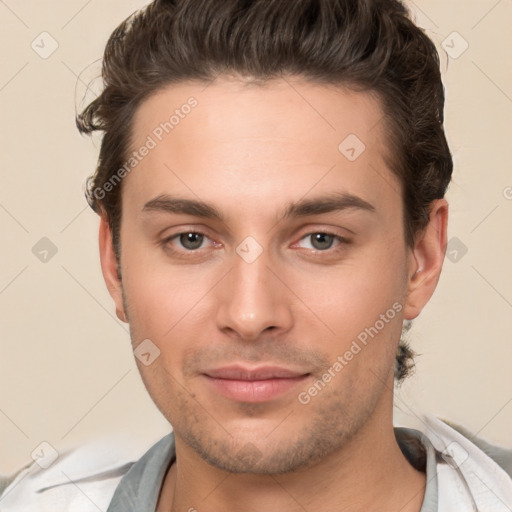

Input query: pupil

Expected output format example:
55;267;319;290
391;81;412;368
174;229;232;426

312;233;333;250
181;233;203;249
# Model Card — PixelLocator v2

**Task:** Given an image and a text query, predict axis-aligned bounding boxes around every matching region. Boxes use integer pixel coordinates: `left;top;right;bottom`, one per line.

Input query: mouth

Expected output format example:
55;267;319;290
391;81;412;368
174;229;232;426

201;365;311;403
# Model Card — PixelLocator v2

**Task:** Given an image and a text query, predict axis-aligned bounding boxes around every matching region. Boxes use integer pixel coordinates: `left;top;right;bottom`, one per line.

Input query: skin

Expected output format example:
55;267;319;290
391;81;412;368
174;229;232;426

99;76;448;512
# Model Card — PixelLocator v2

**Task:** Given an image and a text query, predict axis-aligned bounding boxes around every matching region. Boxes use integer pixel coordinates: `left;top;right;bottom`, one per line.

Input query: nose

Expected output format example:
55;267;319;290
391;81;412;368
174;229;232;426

215;248;293;342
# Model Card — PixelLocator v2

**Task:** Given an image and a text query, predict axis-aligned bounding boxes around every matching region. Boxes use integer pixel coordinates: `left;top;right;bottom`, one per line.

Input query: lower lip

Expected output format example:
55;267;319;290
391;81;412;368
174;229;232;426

203;375;310;403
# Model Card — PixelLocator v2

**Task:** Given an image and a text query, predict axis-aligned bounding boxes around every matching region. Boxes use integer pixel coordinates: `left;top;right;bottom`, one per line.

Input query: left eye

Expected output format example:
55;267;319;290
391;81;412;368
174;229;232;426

174;232;208;250
297;232;344;251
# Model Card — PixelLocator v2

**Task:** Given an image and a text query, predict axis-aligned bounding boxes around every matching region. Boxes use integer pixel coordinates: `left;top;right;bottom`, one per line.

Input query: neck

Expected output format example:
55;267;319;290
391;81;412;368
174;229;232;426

156;396;426;512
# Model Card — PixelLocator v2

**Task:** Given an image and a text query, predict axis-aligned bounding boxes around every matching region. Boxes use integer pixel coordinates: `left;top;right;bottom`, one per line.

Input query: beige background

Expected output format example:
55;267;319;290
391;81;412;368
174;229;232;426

1;0;511;475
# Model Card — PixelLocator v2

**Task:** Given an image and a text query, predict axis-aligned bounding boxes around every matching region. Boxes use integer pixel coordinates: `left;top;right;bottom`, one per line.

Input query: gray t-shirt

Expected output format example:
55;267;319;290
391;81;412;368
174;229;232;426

106;427;439;511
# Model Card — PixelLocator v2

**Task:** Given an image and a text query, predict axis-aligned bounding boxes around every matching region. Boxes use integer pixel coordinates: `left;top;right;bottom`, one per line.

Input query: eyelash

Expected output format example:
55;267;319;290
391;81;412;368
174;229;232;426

161;230;351;257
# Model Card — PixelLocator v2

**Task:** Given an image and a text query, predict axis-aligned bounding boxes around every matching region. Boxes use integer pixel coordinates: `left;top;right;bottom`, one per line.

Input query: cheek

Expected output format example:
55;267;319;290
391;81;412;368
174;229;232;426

118;223;215;336
292;245;407;336
292;262;406;411
123;265;212;341
286;245;408;386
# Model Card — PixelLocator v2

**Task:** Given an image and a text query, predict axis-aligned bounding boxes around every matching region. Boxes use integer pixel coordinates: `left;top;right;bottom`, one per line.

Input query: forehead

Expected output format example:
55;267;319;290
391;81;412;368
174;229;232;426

125;77;400;218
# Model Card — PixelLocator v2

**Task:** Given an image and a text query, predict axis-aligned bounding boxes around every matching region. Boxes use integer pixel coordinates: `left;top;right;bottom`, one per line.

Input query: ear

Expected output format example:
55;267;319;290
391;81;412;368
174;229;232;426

403;199;449;320
98;215;127;323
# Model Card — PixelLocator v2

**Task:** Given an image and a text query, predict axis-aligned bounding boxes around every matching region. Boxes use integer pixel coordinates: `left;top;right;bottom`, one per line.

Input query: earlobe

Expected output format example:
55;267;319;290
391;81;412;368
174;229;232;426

98;216;127;323
403;199;449;320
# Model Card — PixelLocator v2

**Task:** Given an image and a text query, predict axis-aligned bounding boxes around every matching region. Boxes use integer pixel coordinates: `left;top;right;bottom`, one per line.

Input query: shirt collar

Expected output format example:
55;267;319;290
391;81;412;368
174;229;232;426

106;432;175;511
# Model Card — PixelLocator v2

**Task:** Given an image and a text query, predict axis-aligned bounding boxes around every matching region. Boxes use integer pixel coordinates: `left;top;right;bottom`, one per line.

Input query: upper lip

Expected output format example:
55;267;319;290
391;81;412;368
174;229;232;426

203;365;309;381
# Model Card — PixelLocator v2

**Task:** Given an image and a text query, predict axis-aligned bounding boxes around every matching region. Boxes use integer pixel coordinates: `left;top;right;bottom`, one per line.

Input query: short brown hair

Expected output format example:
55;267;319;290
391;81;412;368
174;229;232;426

77;0;453;382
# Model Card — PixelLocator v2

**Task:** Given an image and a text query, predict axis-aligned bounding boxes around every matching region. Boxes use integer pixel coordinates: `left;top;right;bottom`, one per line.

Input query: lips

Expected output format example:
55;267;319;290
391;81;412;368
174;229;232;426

204;366;307;380
202;365;310;403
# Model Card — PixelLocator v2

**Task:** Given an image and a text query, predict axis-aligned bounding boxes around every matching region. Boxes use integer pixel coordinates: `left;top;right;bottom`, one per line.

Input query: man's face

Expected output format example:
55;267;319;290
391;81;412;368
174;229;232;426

106;77;422;473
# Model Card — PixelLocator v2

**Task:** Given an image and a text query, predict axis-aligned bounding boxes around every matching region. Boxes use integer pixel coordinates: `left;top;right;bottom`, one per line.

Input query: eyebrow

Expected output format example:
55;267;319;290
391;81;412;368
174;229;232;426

141;192;376;222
